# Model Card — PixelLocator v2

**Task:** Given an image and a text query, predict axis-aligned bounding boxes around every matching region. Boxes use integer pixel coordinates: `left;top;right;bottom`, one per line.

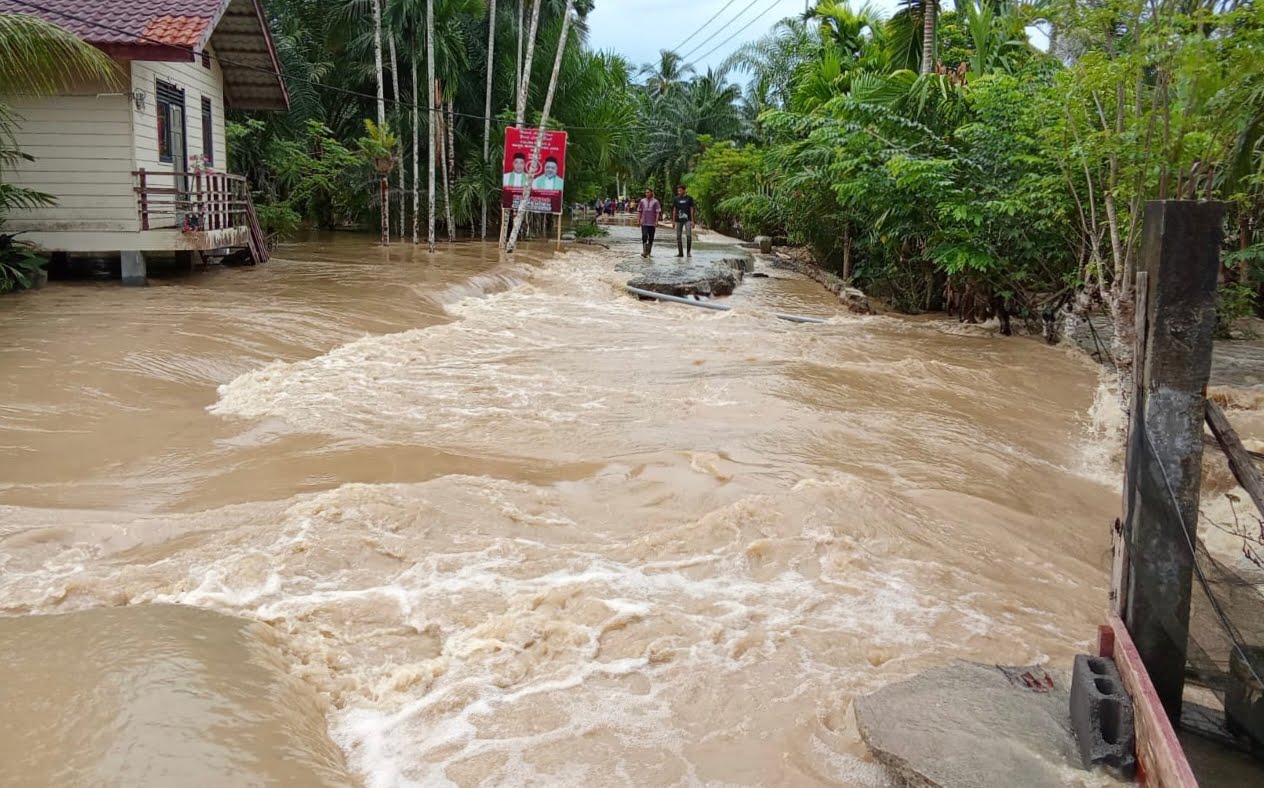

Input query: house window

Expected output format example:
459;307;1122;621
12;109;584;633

201;50;211;69
201;97;213;166
156;81;184;164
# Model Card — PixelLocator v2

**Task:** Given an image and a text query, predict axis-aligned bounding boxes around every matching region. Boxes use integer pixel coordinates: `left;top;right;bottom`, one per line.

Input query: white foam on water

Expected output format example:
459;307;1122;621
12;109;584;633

0;243;1128;785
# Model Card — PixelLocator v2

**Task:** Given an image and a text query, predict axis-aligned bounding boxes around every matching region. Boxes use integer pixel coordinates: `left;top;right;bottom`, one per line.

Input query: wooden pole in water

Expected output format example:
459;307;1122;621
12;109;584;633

1123;199;1223;722
1111;269;1148;617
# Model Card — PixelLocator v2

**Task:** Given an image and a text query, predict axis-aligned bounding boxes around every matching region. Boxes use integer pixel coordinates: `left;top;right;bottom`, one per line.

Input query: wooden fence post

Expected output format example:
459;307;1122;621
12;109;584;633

1124;199;1224;722
138;168;149;231
1112;269;1148;617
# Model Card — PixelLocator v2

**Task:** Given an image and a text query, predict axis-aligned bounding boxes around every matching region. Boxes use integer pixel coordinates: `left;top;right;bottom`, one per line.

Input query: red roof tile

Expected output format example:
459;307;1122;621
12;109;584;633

140;14;210;47
1;0;290;112
0;0;222;49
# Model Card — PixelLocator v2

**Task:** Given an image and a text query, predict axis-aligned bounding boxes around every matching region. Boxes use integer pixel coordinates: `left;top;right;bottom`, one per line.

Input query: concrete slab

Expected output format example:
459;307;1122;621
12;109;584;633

855;660;1085;788
605;225;752;298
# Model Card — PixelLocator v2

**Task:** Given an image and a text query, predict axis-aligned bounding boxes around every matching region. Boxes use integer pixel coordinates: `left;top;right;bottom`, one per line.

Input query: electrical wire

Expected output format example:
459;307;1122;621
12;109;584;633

682;0;791;71
677;0;765;62
671;0;744;53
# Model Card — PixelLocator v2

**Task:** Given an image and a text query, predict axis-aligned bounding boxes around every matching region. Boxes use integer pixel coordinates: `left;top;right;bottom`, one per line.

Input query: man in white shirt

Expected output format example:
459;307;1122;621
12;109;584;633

503;153;529;187
531;157;564;191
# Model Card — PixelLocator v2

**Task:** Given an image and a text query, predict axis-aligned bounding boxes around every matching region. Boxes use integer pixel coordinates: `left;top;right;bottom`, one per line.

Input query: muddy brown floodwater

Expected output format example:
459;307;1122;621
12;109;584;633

0;233;1125;786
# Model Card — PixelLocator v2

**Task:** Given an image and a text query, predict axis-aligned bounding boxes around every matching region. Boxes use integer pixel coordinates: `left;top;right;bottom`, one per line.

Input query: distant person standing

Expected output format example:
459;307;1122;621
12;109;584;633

637;188;662;257
672;184;696;257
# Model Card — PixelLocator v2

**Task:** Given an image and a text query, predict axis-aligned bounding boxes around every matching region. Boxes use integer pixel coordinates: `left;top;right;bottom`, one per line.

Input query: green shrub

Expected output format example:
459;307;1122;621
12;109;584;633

573;222;608;239
0;233;47;294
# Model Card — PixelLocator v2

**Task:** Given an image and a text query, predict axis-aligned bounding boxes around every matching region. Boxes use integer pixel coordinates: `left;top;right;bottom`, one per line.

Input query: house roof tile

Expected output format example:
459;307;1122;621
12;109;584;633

0;0;288;111
0;0;225;48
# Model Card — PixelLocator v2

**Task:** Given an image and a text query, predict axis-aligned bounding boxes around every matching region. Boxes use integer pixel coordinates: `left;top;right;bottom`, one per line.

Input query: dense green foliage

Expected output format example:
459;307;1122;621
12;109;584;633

227;0;644;235
683;0;1264;324
6;0;1261;319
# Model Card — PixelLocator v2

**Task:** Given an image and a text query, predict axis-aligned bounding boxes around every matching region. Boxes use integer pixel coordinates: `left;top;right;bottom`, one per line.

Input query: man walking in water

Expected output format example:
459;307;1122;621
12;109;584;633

672;184;695;257
637;187;661;257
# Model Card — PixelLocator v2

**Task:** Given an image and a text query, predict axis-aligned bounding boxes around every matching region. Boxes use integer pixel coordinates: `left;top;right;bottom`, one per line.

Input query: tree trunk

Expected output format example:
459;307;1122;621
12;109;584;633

446;98;457;240
389;34;404;241
380;174;389;245
920;0;936;75
436;82;454;241
426;0;436;252
371;0;387;240
515;0;542;126
515;0;524;111
843;224;852;281
482;0;497;240
506;0;573;253
371;0;386;124
412;57;420;245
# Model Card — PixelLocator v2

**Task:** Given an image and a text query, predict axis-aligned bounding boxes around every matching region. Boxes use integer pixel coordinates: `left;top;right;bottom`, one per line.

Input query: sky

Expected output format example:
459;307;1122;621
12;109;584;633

584;0;1048;77
585;0;903;74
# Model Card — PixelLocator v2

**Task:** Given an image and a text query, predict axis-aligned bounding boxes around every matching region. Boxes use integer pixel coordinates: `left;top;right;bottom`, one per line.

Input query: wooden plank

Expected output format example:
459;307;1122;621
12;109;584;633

1106;614;1200;788
1205;400;1264;517
138;169;149;231
1114;269;1150;615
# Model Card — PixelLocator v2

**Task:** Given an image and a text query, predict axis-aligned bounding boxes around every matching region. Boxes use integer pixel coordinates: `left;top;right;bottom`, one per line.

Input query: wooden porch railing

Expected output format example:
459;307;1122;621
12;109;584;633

133;169;270;263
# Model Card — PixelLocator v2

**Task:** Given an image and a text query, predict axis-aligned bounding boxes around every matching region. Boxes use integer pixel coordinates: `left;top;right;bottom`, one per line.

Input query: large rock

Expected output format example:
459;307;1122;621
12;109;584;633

620;255;751;298
855;660;1083;788
755;235;773;253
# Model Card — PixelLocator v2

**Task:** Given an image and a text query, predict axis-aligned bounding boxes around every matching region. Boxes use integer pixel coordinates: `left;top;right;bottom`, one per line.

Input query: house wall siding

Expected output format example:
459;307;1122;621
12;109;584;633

4;88;139;232
132;46;228;174
7;45;234;244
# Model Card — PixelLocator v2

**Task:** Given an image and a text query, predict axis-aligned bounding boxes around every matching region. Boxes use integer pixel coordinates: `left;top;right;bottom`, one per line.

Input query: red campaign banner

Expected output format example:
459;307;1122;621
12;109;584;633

501;126;567;213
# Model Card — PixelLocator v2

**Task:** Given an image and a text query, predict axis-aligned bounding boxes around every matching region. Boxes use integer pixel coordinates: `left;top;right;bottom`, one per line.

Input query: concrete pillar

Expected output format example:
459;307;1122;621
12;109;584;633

1124;200;1223;722
121;250;147;286
175;250;203;272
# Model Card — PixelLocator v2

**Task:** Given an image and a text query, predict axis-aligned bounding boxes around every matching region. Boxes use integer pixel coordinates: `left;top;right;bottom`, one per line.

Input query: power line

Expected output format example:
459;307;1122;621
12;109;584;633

671;0;744;53
2;0;737;133
684;0;791;70
678;0;766;62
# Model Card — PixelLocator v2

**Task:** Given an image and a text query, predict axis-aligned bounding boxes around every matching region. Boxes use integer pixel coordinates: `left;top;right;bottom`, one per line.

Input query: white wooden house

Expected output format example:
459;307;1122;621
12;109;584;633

0;0;287;283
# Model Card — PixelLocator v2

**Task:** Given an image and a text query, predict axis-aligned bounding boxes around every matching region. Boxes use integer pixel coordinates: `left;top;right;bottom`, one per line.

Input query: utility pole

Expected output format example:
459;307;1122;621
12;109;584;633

1120;199;1224;721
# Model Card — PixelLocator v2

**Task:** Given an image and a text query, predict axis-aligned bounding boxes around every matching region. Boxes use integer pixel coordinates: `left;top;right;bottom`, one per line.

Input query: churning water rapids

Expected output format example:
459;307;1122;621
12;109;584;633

0;232;1126;786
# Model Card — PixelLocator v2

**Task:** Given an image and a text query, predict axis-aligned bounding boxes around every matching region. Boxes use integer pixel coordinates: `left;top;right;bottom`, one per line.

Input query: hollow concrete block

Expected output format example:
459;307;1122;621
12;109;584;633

1070;654;1136;777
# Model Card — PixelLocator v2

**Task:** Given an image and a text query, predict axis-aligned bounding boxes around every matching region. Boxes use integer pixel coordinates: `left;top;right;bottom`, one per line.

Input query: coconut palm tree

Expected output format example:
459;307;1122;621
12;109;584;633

506;0;575;252
358;119;398;244
388;34;405;239
724;17;817;115
481;0;497;239
445;96;457;239
413;58;420;244
515;0;543;125
0;12;121;96
371;0;387;123
641;49;694;97
920;0;935;74
427;0;437;252
516;0;524;108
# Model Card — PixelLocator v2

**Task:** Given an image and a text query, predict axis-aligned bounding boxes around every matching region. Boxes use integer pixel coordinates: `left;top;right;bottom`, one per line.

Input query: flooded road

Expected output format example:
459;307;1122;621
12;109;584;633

0;232;1121;786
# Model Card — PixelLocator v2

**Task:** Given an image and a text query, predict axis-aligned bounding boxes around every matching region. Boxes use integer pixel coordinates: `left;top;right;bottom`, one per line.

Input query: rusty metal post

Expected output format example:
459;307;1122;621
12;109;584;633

1124;199;1224;722
138;169;149;230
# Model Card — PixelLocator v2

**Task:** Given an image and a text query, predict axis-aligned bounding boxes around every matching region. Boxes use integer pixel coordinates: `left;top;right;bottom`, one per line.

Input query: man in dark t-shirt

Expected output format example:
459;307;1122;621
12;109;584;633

672;185;696;257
